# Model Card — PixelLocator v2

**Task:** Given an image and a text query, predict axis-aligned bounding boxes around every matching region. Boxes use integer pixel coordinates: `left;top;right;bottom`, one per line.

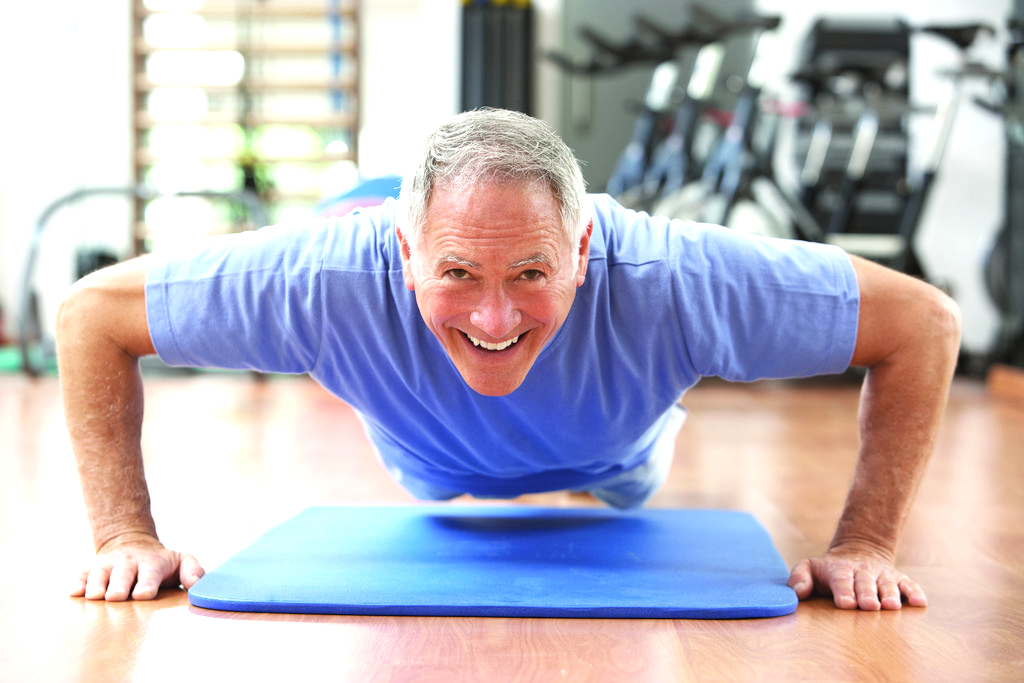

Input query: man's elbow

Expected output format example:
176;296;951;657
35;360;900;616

56;276;97;347
55;259;155;360
921;286;962;364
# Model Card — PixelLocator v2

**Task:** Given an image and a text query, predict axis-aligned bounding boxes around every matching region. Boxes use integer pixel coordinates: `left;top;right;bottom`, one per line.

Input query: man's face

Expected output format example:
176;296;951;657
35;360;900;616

399;181;591;397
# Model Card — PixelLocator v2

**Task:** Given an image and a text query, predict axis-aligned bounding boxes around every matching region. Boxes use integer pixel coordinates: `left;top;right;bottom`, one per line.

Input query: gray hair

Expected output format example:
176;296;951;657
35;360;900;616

397;108;588;247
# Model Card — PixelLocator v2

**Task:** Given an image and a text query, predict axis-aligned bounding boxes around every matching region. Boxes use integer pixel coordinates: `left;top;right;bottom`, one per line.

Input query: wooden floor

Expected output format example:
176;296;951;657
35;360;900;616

1;371;1022;681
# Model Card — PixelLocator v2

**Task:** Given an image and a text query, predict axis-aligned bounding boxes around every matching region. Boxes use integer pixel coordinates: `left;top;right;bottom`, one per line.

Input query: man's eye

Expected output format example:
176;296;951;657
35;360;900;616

519;269;544;281
446;268;471;280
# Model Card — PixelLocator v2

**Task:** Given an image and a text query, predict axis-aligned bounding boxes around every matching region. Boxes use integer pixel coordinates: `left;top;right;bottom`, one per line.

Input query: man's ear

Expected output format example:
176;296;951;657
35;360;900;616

575;220;594;288
396;227;416;291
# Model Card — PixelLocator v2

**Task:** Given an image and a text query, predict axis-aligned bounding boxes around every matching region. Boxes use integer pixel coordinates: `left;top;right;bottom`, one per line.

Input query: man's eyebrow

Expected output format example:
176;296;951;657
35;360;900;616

508;253;553;269
436;253;480;270
434;253;553;270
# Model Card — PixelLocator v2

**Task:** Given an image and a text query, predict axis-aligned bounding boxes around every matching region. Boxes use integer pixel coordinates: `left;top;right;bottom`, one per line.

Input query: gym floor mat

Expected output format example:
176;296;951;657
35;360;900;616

188;505;798;619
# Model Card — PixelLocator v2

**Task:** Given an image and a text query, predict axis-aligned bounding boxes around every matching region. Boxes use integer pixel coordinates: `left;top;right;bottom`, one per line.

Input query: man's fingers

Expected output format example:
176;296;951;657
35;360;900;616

105;562;140;602
829;565;858;610
179;553;205;590
787;560;814;599
853;568;882;611
131;562;168;600
84;564;113;601
70;570;89;598
900;577;928;607
877;573;903;610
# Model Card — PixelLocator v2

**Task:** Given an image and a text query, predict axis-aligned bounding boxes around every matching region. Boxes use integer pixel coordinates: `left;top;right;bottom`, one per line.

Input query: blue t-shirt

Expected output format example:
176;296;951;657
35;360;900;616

146;194;859;496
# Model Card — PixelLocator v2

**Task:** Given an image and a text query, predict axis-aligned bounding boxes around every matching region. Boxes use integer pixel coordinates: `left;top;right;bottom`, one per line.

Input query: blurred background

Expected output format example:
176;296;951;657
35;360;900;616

1;0;1020;376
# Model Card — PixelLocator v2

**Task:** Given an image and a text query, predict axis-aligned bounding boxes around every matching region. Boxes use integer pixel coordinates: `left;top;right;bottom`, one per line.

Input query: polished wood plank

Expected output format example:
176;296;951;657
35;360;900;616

988;363;1024;407
1;372;1022;681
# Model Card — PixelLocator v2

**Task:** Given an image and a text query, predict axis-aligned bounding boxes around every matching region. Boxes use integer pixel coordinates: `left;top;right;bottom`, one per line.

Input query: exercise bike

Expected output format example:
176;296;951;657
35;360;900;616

545;10;723;203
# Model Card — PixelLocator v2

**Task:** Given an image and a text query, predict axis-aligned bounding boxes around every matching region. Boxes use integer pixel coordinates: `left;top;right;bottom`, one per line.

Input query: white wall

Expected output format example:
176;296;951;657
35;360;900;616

0;0;1012;355
358;0;460;178
0;3;133;343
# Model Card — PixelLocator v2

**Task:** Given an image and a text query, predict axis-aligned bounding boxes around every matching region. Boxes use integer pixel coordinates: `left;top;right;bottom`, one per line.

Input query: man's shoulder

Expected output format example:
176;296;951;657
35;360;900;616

308;200;401;272
585;193;683;267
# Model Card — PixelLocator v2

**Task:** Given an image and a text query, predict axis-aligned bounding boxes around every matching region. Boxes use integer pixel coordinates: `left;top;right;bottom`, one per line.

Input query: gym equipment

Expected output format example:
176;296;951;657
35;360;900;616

462;0;534;114
552;9;1000;273
791;17;912;242
547;8;778;207
18;186;268;377
633;8;733;209
978;3;1024;368
638;36;724;206
650;16;995;265
651;9;789;236
188;505;799;619
791;19;996;276
547;15;710;200
825;105;880;236
605;60;680;200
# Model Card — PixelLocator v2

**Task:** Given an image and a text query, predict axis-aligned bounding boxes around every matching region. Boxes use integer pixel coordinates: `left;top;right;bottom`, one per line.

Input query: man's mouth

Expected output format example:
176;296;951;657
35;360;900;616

465;332;521;351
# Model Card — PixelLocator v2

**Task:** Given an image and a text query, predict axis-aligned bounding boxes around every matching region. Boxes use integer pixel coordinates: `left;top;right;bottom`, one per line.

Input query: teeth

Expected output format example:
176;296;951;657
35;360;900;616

467;334;520;351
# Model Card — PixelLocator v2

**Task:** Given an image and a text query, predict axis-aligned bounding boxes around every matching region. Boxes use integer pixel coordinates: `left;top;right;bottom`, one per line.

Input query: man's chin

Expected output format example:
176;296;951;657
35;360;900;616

448;338;535;397
459;370;528;397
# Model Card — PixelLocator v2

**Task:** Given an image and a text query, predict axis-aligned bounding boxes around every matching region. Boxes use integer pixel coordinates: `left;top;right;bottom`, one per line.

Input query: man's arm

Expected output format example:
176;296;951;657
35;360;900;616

788;254;961;610
57;255;203;601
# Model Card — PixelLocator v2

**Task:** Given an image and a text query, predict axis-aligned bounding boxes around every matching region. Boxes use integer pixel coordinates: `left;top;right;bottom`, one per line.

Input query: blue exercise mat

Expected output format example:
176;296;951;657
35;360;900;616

188;506;798;619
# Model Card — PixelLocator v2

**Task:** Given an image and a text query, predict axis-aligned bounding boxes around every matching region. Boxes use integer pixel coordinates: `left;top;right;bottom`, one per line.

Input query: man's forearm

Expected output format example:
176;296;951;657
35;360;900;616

831;290;961;557
56;259;160;549
61;345;156;549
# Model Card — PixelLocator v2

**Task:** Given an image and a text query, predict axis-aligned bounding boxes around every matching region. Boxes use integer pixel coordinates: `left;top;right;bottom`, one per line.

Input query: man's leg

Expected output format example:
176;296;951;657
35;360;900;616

587;405;687;509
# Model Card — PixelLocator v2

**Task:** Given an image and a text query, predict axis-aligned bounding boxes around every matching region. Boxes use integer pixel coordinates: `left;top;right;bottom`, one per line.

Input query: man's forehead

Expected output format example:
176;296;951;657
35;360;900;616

415;179;571;269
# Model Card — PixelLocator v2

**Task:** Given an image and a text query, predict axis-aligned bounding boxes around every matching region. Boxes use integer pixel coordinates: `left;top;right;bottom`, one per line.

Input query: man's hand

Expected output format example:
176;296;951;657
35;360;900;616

57;256;192;602
788;544;927;611
71;533;204;601
795;256;957;612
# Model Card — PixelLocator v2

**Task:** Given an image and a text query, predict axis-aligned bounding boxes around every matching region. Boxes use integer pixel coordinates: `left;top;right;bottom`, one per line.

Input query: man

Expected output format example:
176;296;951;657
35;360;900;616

57;108;960;610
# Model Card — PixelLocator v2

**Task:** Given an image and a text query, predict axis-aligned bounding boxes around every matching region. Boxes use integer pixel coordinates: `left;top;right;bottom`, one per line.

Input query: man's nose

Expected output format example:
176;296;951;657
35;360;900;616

469;286;521;338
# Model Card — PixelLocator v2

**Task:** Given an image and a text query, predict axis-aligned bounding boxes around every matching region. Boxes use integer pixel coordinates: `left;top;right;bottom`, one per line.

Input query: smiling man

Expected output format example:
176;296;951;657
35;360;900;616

399;179;589;397
57;108;960;611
